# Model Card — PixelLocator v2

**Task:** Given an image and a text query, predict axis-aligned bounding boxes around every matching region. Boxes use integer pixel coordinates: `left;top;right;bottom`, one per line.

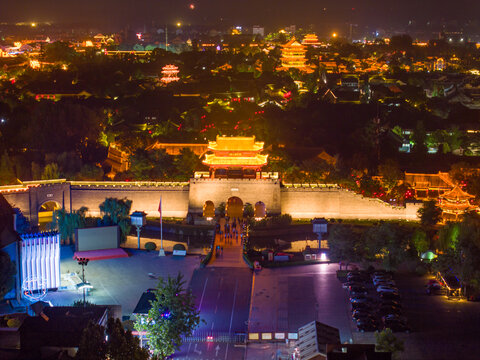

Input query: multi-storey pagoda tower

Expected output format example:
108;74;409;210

438;185;476;222
280;37;307;69
302;34;321;47
202;136;268;179
161;64;180;84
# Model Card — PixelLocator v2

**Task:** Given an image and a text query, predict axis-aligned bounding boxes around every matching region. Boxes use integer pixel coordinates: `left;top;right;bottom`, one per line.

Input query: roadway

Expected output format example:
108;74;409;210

175;267;253;359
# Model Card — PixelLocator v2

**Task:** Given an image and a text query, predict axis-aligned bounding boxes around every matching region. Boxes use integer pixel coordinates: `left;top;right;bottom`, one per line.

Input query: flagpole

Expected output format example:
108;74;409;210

159;196;165;256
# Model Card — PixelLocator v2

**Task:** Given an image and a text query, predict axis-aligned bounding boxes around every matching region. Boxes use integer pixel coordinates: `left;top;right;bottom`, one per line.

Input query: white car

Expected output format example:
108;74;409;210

376;285;399;293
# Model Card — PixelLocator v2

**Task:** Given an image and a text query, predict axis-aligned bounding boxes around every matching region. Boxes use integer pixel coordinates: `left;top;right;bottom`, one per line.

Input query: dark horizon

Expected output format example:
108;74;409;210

2;0;480;31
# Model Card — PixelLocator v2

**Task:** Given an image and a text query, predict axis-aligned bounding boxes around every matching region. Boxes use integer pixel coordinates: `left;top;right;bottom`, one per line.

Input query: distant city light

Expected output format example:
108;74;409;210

29;59;40;69
176;22;182;27
189;3;195;10
332;32;338;38
31;22;37;27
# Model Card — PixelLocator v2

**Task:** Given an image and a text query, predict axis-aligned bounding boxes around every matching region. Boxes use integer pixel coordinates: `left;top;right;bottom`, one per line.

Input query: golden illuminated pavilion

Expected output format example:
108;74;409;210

278;37;314;73
302;34;321;47
438;186;476;222
203;136;268;179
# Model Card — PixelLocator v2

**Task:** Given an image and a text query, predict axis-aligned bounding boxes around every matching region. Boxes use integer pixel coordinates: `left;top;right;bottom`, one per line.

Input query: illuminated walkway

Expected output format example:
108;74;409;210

210;218;245;268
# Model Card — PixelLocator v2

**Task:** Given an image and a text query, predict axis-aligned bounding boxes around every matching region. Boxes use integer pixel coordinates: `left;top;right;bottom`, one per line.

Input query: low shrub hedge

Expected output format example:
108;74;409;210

145;242;157;251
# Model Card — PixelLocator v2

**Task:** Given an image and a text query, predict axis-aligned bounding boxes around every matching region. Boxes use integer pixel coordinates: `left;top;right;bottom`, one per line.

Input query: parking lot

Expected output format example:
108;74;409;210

395;274;480;360
249;263;354;343
346;271;480;360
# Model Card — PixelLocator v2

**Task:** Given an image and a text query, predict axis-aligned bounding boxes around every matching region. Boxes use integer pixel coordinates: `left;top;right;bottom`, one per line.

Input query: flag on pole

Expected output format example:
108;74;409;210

158;196;165;255
158;196;162;218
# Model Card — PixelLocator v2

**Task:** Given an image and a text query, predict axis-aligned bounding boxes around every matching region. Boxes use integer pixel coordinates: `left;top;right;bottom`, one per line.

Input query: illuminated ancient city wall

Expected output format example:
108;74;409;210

70;184;190;218
1;180;420;222
281;187;421;220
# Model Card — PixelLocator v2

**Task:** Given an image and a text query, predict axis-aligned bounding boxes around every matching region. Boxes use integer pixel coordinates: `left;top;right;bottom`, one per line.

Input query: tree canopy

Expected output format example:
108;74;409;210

134;273;201;359
76;317;148;360
418;200;442;228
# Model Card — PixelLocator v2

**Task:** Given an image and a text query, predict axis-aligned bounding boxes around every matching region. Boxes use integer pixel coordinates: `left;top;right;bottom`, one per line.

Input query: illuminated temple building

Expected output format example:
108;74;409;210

278;37;313;73
302;33;321;47
202;136;268;179
438;186;476;222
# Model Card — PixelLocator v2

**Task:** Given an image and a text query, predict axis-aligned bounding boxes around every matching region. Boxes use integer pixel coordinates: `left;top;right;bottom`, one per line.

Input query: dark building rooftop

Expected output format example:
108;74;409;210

19;306;108;351
132;289;156;315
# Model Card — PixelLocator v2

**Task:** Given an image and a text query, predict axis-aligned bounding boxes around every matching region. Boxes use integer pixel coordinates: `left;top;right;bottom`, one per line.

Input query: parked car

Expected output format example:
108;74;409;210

380;300;402;308
376;285;399;293
357;321;378;332
382;314;407;323
373;278;395;287
343;281;365;289
351;302;372;311
350;295;371;304
350;286;368;296
352;309;375;320
380;292;401;301
377;306;403;317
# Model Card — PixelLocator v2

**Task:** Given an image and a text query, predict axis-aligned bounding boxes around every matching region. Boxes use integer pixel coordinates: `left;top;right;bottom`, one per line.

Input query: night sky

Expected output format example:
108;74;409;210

2;0;479;28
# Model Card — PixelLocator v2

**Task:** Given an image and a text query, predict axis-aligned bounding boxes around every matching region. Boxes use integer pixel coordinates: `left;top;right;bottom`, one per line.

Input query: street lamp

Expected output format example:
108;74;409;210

76;257;89;307
130;211;147;250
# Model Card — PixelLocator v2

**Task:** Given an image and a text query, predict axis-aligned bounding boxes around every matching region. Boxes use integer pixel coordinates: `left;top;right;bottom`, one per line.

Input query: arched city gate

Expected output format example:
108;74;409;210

38;201;61;229
188;178;282;216
226;197;243;218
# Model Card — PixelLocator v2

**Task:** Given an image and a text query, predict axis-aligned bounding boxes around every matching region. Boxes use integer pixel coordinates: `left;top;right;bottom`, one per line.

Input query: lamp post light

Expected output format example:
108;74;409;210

76;257;89;307
130;211;147;250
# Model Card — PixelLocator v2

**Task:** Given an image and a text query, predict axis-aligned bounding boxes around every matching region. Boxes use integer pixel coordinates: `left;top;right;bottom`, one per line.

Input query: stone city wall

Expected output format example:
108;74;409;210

1;180;421;223
281;187;421;221
70;184;189;218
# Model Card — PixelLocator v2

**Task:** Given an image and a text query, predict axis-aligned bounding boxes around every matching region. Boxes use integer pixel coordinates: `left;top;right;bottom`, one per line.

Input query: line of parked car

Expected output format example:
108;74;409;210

343;270;410;333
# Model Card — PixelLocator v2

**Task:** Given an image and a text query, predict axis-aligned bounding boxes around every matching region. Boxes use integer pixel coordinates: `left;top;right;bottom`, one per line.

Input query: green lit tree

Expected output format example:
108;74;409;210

243;203;254;218
41;163;60;180
174;148;201;181
53;207;88;244
76;317;148;360
418;200;442;228
75;321;107;360
375;328;404;359
134;273;201;359
99;198;132;242
0;250;16;300
378;159;403;192
0;151;16;185
327;225;362;263
105;318;149;360
411;229;429;255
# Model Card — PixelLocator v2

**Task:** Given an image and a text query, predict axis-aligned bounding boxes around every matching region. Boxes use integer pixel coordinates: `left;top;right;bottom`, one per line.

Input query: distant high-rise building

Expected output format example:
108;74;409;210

284;25;296;34
252;25;264;37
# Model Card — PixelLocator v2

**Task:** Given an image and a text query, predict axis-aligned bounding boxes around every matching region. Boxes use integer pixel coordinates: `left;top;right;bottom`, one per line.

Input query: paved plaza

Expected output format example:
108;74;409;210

43;246;200;316
249;263;354;343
